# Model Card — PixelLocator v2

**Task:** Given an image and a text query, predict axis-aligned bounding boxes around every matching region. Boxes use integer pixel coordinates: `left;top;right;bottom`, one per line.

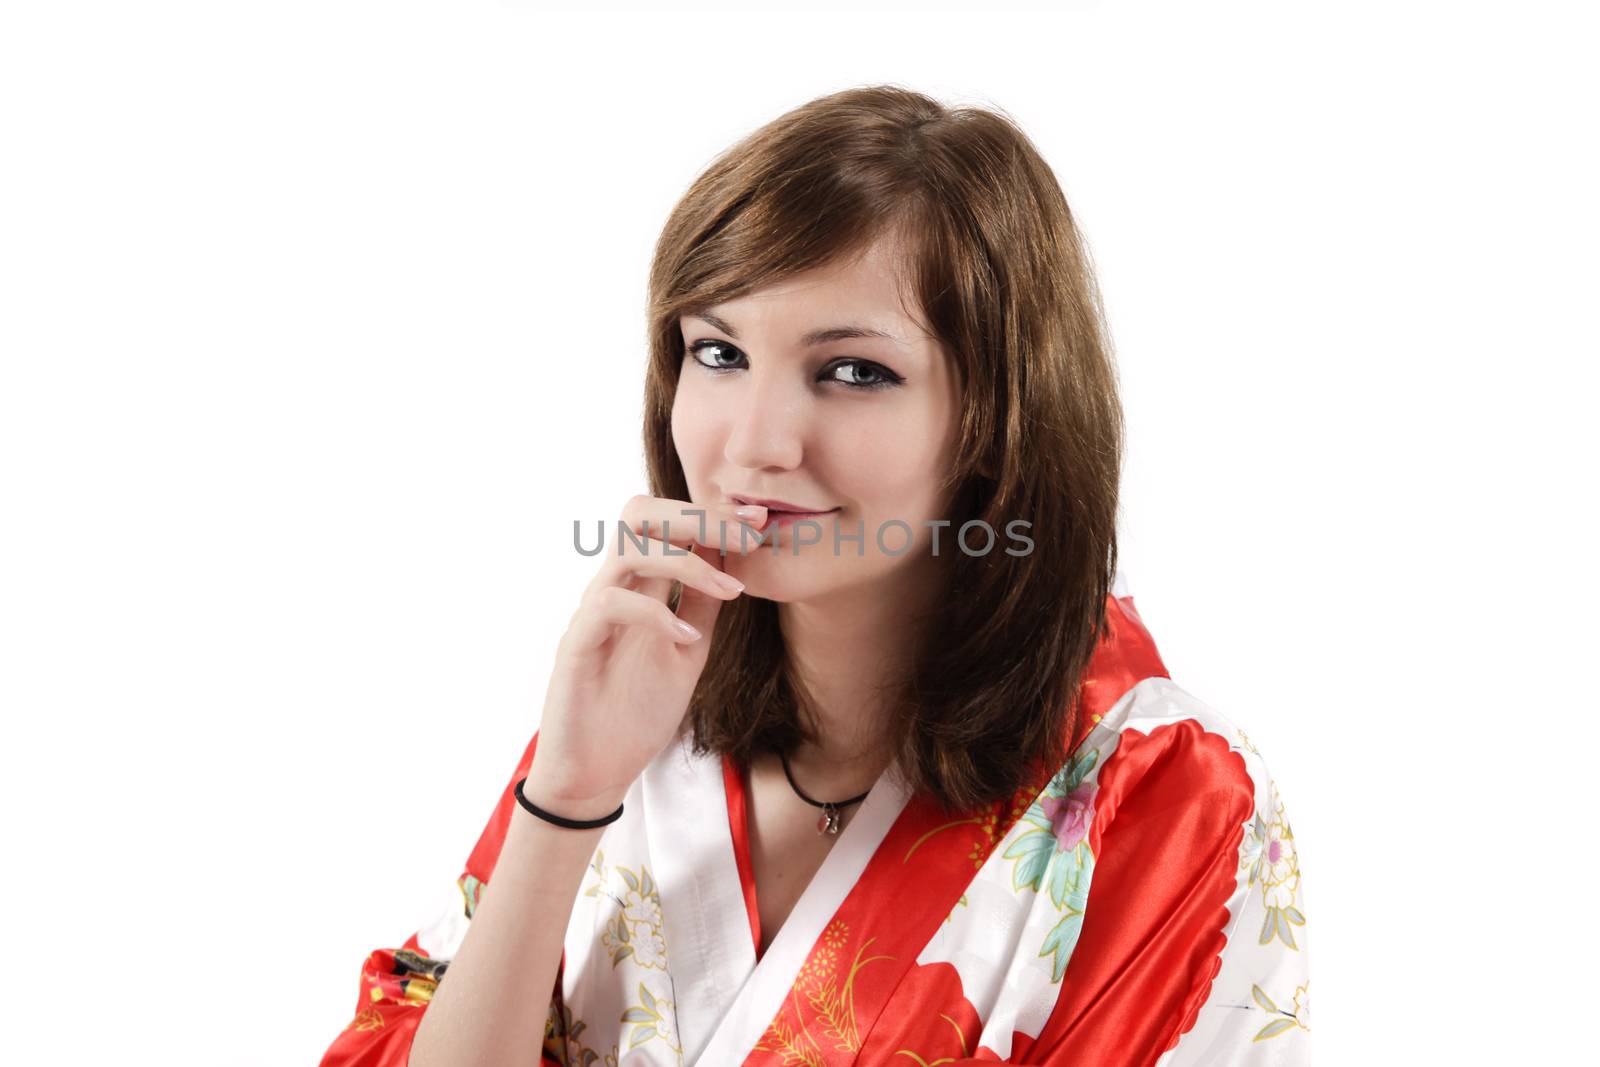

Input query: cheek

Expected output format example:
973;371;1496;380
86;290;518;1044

868;459;945;521
670;380;719;471
841;408;955;514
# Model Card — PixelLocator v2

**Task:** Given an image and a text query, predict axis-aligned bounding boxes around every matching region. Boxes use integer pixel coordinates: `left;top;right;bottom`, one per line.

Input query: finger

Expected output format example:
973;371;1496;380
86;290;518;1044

588;537;742;604
583;532;747;606
617;494;769;556
595;495;763;606
672;543;736;644
563;584;703;657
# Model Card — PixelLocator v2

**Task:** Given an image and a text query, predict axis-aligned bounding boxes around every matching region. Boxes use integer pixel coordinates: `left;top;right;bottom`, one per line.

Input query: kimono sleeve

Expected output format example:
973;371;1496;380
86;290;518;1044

1012;717;1312;1066
318;728;569;1067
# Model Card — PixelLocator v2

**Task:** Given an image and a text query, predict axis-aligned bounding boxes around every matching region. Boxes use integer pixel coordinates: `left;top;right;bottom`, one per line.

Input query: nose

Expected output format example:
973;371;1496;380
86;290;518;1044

721;363;808;472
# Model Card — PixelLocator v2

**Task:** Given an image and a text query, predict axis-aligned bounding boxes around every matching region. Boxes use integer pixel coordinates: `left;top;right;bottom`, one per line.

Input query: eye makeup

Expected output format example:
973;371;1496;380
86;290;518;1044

685;339;905;392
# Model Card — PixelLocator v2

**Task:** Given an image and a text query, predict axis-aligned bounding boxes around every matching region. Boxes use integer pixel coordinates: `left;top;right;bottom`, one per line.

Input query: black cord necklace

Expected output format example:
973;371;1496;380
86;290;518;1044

779;749;873;836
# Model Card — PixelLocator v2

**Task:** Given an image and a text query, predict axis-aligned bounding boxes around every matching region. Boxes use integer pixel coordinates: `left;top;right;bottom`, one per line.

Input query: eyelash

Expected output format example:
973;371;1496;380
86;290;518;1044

685;340;905;392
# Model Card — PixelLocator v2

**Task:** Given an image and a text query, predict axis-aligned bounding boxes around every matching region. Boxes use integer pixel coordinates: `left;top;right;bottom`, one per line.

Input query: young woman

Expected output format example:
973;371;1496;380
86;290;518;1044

320;85;1311;1067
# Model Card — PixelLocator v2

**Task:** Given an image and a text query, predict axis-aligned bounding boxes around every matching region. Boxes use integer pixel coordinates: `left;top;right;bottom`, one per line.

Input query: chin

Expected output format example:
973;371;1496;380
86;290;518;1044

723;551;856;604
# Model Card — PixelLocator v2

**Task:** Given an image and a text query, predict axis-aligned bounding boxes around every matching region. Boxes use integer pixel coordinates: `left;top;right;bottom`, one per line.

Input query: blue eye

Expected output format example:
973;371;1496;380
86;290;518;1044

685;340;904;392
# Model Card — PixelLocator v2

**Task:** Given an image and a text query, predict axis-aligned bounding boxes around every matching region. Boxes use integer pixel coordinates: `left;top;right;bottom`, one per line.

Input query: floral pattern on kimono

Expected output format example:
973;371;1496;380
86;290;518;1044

320;591;1310;1067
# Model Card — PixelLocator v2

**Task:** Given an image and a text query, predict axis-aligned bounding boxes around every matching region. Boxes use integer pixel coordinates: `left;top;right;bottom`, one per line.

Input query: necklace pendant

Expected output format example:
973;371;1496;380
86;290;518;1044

818;805;841;835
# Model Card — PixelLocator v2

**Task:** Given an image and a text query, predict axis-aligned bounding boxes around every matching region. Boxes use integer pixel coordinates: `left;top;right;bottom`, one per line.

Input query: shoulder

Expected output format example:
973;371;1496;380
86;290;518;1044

1076;676;1284;850
1005;686;1312;1059
1020;669;1302;937
1093;675;1266;769
1070;675;1310;979
1060;585;1296;839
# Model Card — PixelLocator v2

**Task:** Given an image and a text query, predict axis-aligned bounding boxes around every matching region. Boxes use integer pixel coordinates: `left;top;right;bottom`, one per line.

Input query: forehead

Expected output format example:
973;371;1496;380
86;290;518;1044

683;235;931;344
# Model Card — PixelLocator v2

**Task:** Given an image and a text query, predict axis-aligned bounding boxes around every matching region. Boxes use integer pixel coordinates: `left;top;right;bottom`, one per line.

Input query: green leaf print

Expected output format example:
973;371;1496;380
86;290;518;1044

998;739;1105;985
1039;911;1085;983
1254;1018;1298;1040
1003;828;1056;892
458;874;484;920
620;981;676;1053
1047;843;1093;912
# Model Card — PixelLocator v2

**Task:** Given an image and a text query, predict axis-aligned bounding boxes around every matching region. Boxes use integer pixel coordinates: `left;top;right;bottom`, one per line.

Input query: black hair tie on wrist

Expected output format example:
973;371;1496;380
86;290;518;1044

514;776;625;829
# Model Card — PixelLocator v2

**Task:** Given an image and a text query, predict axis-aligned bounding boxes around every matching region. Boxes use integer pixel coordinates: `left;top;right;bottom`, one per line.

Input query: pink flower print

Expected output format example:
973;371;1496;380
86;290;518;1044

1039;782;1095;851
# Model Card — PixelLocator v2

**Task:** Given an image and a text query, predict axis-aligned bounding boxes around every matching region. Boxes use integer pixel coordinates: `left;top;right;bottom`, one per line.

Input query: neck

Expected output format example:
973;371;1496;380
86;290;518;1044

776;549;943;786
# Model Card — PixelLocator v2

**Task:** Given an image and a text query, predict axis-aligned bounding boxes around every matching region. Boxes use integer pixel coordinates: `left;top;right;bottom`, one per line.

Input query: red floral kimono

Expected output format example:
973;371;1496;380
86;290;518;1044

321;587;1312;1065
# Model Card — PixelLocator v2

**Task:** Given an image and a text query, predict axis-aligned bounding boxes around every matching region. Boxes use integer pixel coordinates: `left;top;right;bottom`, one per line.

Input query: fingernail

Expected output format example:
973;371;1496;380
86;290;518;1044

734;505;767;520
715;572;745;594
673;619;702;641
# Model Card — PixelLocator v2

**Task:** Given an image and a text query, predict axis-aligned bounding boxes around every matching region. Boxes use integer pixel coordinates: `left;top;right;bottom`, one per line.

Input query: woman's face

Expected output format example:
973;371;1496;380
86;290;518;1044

671;232;963;604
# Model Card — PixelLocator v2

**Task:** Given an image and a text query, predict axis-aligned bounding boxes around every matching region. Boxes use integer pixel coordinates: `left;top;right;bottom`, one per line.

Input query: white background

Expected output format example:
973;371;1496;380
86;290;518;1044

3;1;1595;1063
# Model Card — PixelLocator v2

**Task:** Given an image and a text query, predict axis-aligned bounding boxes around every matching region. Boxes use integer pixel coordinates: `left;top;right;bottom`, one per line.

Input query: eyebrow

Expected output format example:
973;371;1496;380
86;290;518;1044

687;311;906;347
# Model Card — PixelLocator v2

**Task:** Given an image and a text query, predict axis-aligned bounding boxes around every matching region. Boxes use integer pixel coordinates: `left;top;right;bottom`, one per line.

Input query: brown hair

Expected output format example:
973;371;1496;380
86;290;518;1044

642;85;1123;816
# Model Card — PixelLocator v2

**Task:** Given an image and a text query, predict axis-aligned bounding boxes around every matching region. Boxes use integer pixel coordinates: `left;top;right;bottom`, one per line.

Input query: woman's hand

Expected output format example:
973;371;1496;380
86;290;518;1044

523;495;766;817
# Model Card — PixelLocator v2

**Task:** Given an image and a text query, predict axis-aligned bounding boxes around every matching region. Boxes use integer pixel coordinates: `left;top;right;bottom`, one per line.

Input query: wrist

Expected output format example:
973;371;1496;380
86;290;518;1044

518;775;627;823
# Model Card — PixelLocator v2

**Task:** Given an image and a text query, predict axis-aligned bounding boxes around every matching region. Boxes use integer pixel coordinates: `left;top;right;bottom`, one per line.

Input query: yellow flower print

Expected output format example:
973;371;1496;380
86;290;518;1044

621;886;656;925
631;928;667;970
589;858;670;971
1249;979;1311;1040
799;945;838;984
758;927;892;1060
620;981;683;1057
1292;981;1312;1031
1242;780;1307;949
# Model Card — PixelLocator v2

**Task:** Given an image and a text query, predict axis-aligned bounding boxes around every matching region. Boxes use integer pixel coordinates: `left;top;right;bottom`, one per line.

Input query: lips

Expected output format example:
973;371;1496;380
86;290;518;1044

728;493;836;515
727;493;840;535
